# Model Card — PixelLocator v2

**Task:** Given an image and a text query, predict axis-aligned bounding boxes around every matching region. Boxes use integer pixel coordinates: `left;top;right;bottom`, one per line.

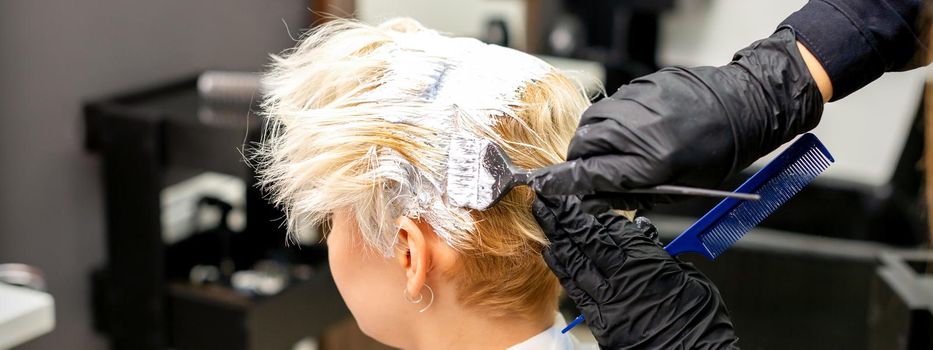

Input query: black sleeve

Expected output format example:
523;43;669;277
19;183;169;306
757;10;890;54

779;0;929;101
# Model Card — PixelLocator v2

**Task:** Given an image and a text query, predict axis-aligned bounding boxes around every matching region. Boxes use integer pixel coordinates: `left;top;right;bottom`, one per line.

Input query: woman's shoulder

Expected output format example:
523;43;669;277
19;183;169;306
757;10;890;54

506;313;599;350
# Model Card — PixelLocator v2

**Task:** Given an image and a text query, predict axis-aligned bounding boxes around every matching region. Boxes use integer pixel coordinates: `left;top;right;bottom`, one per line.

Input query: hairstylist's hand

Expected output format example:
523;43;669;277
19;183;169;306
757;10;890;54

533;195;738;349
530;29;825;209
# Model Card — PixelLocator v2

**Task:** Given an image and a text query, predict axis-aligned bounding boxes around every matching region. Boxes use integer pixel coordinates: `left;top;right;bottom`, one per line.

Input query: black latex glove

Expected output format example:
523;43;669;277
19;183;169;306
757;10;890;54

531;29;824;209
534;195;738;349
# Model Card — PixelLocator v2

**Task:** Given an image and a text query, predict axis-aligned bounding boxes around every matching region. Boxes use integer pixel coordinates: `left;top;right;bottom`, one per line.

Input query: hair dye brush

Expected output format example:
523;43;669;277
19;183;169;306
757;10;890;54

445;134;760;211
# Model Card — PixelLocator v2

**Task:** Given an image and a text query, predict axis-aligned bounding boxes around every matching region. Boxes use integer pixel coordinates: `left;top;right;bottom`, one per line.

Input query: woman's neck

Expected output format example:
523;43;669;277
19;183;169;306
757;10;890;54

406;306;554;350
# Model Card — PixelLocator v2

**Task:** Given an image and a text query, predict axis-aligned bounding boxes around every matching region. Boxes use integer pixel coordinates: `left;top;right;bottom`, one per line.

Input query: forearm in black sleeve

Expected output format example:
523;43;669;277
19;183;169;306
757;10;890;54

779;0;929;101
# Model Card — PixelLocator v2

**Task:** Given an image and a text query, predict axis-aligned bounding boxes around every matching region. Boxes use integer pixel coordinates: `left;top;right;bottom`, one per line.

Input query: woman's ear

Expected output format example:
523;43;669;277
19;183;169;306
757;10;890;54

396;216;430;299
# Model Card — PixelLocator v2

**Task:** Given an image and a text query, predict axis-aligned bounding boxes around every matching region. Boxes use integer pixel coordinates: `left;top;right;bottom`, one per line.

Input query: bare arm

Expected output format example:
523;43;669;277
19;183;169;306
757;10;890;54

797;41;833;103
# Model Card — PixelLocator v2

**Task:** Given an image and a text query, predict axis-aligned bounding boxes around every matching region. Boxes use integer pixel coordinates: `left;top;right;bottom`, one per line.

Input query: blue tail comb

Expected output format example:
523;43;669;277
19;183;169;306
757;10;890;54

663;133;834;258
562;133;834;334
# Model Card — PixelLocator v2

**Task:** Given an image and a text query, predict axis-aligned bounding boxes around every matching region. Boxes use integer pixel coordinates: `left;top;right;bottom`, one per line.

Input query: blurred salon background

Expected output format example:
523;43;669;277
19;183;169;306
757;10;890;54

0;0;930;349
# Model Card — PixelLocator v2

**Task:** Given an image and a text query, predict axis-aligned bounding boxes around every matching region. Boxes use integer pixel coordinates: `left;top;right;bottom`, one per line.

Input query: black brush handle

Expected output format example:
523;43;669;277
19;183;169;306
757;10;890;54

519;165;757;201
511;168;533;186
629;185;760;201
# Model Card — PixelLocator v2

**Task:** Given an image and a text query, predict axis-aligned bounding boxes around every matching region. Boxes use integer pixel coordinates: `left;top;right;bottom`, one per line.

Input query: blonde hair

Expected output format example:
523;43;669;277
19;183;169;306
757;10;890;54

258;18;589;319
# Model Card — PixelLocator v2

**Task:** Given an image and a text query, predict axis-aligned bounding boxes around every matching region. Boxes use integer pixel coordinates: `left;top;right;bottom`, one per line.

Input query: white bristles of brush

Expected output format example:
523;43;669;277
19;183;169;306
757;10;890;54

446;134;498;210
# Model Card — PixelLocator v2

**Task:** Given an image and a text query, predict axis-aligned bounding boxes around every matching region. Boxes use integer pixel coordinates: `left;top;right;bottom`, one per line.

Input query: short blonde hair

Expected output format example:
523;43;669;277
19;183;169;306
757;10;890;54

258;18;589;319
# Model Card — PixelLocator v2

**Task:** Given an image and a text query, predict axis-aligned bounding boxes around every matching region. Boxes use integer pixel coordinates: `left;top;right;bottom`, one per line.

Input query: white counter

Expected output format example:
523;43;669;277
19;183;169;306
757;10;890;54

0;283;54;349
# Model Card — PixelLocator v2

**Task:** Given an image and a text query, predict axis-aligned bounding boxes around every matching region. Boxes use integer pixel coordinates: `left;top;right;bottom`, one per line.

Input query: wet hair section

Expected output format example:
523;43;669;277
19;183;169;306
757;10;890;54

257;17;592;317
257;18;553;255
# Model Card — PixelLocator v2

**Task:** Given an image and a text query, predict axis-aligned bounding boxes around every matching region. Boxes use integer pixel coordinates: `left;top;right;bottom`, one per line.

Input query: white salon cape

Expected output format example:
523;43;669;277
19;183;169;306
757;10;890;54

506;313;598;350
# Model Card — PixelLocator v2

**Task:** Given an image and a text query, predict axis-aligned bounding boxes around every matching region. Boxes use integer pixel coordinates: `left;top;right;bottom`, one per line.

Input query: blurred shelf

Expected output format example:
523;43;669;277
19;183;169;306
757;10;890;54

84;75;346;350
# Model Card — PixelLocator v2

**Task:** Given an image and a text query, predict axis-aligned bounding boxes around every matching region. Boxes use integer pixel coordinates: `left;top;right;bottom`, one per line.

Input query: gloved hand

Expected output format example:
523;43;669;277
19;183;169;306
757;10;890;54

530;29;824;209
533;195;738;349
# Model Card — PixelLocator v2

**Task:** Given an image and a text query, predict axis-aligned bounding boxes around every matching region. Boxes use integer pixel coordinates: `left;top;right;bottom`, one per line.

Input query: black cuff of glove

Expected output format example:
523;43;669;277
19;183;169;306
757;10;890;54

726;28;825;172
779;0;924;101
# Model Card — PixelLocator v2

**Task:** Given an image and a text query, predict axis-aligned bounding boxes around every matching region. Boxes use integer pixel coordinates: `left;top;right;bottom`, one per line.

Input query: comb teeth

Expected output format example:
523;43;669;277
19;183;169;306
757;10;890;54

700;146;832;257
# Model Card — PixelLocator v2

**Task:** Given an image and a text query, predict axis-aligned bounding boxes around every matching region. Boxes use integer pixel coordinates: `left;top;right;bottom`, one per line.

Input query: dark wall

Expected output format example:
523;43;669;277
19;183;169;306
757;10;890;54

0;1;308;348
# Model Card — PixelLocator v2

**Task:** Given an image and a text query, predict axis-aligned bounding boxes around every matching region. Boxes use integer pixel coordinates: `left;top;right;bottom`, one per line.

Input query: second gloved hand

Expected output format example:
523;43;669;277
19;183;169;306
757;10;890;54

534;195;738;349
531;29;824;209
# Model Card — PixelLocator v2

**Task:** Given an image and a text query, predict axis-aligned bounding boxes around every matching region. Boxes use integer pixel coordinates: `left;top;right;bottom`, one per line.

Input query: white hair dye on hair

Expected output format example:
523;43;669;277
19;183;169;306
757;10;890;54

445;134;501;209
258;18;553;256
364;26;551;250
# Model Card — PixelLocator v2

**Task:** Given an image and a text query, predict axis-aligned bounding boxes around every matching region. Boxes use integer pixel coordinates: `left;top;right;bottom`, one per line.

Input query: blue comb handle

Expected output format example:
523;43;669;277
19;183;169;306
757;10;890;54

561;133;833;334
664;133;834;259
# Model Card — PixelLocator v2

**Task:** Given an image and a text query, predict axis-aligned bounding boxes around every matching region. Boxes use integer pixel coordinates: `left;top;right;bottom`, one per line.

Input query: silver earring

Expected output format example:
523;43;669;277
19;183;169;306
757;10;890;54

403;284;435;313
